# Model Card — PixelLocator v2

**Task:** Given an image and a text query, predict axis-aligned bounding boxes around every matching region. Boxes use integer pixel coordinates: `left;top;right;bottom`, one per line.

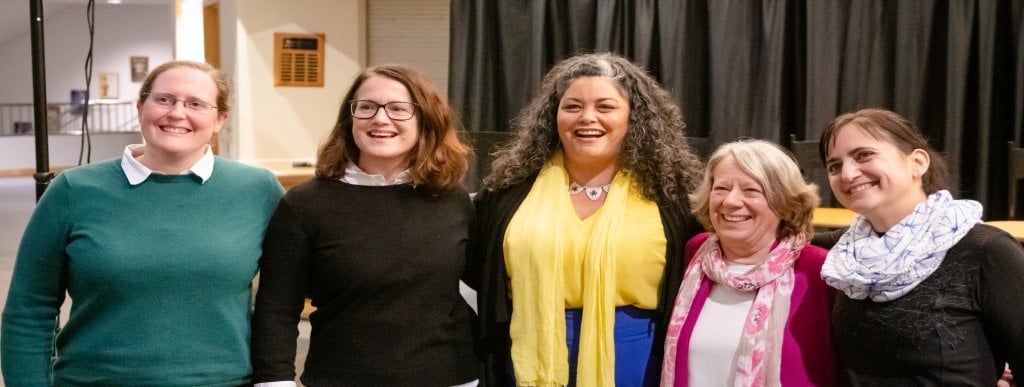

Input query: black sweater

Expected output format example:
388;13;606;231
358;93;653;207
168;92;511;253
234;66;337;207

464;175;704;386
251;178;478;386
824;224;1024;386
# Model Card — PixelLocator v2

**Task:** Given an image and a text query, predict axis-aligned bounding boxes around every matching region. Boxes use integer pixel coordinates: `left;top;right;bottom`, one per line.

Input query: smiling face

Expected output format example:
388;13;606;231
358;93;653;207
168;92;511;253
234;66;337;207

709;156;782;261
556;76;630;167
825;124;929;231
136;66;223;166
351;76;419;175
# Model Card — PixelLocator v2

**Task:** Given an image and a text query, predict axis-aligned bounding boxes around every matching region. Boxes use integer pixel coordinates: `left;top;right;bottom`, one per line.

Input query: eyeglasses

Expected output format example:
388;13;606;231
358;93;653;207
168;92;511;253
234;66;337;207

349;100;418;121
144;92;219;114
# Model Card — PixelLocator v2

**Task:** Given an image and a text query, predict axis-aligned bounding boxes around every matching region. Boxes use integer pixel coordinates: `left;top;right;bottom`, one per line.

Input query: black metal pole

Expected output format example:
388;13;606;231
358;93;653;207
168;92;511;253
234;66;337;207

30;0;54;201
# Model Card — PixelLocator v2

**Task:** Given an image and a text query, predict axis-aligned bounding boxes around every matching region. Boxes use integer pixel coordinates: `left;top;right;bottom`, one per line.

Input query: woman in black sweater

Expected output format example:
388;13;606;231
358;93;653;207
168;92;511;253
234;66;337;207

251;65;478;386
818;108;1022;385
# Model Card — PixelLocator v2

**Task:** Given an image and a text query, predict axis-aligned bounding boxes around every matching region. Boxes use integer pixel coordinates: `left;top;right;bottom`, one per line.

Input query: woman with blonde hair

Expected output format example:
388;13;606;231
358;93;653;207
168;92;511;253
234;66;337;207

1;60;284;385
661;139;835;386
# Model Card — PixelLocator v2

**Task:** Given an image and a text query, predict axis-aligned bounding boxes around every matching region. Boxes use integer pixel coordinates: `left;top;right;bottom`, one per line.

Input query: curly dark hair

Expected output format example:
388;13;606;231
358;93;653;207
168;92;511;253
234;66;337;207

482;52;702;204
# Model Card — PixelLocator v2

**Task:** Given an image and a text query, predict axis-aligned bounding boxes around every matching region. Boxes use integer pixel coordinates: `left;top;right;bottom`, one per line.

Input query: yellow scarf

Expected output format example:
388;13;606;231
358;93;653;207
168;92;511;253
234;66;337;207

504;151;634;386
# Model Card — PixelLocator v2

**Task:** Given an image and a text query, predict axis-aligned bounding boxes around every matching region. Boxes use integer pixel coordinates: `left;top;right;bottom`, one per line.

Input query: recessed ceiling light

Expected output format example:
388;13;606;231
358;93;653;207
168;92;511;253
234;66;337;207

107;0;123;4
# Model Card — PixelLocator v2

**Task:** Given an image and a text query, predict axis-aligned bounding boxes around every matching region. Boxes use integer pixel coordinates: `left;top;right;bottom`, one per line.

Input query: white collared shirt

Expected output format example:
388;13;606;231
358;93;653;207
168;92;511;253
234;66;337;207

120;144;215;185
340;163;412;186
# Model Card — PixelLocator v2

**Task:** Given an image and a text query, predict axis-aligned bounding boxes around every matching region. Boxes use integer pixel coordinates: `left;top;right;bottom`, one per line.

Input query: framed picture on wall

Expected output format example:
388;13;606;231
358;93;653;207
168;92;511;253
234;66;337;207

71;89;87;114
131;56;149;82
99;72;118;100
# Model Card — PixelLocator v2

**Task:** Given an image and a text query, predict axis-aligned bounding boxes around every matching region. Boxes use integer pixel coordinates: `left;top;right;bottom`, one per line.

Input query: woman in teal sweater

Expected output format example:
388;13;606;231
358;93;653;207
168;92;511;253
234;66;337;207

1;60;284;386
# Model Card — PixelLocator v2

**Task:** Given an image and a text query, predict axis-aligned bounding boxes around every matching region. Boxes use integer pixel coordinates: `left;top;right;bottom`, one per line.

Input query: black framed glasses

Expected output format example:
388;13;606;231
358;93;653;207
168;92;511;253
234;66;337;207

144;93;218;114
349;100;418;121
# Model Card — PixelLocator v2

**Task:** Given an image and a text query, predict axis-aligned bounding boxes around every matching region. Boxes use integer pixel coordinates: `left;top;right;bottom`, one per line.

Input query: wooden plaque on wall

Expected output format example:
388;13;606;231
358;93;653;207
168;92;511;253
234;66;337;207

274;32;325;87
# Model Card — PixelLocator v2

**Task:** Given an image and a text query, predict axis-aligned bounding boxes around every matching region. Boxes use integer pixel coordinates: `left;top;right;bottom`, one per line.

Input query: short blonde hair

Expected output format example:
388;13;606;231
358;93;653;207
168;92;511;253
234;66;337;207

689;139;820;239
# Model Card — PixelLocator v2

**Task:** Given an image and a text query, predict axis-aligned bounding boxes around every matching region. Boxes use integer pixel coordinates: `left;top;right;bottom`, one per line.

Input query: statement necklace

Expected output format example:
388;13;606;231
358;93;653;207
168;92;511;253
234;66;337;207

569;180;611;201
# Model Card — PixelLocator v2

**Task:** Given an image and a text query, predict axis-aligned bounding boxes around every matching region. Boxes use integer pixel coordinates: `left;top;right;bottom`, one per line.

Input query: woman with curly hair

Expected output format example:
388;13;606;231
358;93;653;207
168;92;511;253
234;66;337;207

465;52;705;386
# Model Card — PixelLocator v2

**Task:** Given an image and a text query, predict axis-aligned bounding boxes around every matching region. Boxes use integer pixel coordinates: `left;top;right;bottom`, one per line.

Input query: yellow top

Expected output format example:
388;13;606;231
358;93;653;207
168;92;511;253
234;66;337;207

501;150;665;386
560;189;666;309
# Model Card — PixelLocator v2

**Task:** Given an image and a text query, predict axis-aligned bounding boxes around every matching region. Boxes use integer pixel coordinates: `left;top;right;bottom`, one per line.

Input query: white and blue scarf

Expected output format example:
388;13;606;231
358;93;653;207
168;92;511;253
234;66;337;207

821;190;983;302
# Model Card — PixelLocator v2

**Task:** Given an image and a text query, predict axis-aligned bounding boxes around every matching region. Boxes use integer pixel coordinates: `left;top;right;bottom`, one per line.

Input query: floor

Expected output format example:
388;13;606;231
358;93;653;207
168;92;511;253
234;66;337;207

0;176;310;385
0;176;38;387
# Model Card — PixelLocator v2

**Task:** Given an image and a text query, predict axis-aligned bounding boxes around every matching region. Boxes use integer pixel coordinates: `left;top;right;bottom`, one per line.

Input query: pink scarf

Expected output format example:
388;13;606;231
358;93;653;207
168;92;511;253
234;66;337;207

661;233;805;386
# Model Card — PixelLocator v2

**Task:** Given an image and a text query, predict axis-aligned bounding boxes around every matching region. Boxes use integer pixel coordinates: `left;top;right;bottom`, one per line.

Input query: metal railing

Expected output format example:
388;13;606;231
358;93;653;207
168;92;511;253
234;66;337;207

0;101;139;136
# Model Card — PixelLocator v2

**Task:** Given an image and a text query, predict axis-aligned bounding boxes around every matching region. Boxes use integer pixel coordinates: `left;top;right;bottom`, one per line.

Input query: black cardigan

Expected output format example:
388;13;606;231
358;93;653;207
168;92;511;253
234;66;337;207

464;175;704;385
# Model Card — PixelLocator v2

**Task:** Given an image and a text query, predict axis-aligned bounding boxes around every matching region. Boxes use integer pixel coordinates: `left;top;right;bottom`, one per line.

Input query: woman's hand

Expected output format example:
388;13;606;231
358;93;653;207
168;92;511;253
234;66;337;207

998;366;1013;387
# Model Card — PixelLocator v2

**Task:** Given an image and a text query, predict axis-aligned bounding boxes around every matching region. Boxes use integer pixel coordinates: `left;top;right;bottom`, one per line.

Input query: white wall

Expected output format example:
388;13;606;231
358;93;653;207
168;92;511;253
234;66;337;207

367;0;450;97
218;0;365;163
0;3;174;104
1;0;452;170
0;133;140;170
0;3;174;170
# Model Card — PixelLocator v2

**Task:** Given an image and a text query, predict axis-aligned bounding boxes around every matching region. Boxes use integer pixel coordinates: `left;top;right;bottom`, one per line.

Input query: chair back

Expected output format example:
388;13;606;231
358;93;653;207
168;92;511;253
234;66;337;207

1007;141;1024;218
789;134;837;207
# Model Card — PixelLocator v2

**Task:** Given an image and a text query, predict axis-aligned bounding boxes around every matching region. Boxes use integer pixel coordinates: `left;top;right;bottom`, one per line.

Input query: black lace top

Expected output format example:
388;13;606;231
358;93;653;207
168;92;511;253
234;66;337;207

831;224;1024;386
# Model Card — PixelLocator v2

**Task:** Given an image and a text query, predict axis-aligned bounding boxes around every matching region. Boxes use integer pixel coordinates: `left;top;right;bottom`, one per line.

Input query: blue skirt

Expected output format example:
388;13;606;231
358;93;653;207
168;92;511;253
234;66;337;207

506;306;658;387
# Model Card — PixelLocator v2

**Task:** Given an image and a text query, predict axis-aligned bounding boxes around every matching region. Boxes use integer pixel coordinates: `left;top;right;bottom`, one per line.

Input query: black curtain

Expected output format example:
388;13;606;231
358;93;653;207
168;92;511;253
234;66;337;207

449;0;1024;218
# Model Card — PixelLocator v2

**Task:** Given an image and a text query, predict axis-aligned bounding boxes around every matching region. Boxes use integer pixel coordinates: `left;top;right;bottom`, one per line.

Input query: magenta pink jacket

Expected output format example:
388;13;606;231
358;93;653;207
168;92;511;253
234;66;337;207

671;233;837;386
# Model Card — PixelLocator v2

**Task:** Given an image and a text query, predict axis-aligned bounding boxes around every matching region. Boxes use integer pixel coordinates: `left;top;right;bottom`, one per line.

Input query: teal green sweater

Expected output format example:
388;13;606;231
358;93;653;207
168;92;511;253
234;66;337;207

1;157;284;386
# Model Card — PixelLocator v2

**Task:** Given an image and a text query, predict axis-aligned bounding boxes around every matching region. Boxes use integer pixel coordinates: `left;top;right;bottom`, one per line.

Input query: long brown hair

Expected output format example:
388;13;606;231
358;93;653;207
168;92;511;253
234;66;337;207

316;65;470;195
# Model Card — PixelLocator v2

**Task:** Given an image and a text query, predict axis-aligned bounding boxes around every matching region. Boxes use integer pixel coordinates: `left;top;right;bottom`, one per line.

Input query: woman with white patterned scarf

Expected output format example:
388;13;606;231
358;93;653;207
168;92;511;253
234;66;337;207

818;108;1023;385
661;139;836;386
